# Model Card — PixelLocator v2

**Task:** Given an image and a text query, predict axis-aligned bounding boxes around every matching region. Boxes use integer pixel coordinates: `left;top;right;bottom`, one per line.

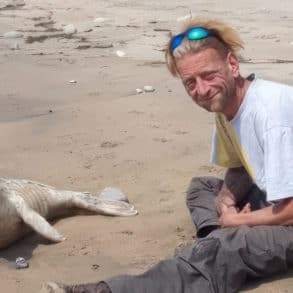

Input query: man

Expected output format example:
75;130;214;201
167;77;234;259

45;18;293;293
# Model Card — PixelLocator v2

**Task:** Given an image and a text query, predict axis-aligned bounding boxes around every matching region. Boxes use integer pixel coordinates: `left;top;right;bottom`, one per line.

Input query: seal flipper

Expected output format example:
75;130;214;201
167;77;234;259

6;188;65;242
72;193;138;216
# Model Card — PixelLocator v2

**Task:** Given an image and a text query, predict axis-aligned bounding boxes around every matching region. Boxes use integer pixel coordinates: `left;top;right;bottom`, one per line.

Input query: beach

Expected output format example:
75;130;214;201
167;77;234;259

0;0;293;291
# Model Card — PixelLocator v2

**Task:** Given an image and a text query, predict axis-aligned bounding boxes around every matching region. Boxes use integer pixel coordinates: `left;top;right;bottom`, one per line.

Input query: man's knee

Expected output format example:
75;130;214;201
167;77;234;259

214;226;293;275
186;176;222;205
245;226;293;268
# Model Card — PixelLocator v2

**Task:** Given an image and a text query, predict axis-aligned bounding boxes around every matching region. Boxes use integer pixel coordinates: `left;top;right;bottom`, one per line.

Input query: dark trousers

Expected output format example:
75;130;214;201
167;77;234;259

107;177;293;293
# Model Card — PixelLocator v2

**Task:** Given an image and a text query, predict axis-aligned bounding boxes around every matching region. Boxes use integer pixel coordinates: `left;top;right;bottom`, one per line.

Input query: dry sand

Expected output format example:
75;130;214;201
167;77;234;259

0;0;293;292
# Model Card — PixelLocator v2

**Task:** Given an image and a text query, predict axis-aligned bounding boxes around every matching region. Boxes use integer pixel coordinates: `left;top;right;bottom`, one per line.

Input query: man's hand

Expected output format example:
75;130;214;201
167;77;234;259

219;203;251;227
215;189;236;216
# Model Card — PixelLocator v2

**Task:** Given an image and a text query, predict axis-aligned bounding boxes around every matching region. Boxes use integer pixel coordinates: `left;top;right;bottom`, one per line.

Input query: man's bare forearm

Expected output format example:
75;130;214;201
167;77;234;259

220;198;293;227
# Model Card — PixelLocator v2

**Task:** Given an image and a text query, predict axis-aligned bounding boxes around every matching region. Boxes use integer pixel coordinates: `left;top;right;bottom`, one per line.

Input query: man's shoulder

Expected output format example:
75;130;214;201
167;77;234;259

247;79;293;110
251;78;293;128
251;78;293;98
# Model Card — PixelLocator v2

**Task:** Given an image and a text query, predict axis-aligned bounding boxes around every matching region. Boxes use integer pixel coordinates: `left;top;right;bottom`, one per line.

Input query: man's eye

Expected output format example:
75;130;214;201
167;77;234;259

205;74;215;81
185;81;195;90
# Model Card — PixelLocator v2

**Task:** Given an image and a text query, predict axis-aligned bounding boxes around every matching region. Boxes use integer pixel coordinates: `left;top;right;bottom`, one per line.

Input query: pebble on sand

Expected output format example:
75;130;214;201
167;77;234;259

63;24;77;35
116;50;126;57
143;85;155;93
93;17;110;24
69;80;77;84
15;257;29;269
3;31;23;39
136;88;143;94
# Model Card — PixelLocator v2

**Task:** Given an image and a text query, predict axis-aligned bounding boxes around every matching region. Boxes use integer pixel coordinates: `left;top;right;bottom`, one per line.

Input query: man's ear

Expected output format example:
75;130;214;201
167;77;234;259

227;52;240;78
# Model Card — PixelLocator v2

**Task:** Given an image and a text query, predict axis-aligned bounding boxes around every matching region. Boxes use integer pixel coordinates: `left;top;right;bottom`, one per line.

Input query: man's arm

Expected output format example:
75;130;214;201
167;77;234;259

220;198;293;227
216;167;253;215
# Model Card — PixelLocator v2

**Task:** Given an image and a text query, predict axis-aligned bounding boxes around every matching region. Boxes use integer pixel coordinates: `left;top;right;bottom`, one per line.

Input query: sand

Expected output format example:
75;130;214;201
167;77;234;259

0;0;293;292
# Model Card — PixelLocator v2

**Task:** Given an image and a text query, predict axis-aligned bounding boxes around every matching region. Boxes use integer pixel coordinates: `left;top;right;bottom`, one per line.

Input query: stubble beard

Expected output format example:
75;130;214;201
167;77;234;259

199;91;228;113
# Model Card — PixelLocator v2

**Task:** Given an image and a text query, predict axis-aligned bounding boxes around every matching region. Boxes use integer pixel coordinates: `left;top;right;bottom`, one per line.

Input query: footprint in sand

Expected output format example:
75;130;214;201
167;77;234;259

153;138;172;143
100;141;122;148
174;130;189;135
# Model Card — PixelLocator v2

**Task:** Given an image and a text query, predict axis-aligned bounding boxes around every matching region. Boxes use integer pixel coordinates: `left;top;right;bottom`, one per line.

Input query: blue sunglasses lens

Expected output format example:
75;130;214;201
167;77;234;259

171;34;184;51
187;27;210;40
171;27;211;52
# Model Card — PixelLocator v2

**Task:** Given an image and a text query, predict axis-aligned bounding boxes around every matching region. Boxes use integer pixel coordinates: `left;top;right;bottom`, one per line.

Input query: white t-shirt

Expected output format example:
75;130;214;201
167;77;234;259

211;78;293;202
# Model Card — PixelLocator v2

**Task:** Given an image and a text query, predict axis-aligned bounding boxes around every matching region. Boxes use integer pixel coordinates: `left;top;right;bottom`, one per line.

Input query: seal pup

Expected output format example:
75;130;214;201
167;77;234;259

0;178;137;249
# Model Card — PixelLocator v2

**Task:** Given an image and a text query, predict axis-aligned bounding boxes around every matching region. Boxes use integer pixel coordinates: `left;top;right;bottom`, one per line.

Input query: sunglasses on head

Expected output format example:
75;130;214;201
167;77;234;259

170;27;214;52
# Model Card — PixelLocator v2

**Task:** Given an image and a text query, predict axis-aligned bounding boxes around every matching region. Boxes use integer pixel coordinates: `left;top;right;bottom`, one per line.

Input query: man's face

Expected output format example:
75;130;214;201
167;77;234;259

175;48;240;113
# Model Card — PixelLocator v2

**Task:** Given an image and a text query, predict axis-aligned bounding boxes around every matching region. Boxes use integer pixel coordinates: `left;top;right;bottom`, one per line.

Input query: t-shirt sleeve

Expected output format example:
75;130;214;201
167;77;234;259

264;126;293;201
210;116;242;168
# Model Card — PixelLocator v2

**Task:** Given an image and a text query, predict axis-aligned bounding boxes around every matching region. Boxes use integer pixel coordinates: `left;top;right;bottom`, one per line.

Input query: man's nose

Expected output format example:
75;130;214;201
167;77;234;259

196;79;210;97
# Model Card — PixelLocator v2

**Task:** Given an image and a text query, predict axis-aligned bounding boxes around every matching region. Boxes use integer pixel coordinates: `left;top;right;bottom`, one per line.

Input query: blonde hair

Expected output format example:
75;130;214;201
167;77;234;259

165;18;244;77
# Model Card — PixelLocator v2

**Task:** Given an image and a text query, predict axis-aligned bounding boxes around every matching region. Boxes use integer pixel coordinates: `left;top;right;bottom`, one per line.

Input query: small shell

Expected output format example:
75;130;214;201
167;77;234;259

69;80;77;84
3;31;23;39
177;15;192;22
116;50;126;57
94;17;110;24
143;85;155;93
63;24;77;35
136;88;143;94
15;257;29;269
